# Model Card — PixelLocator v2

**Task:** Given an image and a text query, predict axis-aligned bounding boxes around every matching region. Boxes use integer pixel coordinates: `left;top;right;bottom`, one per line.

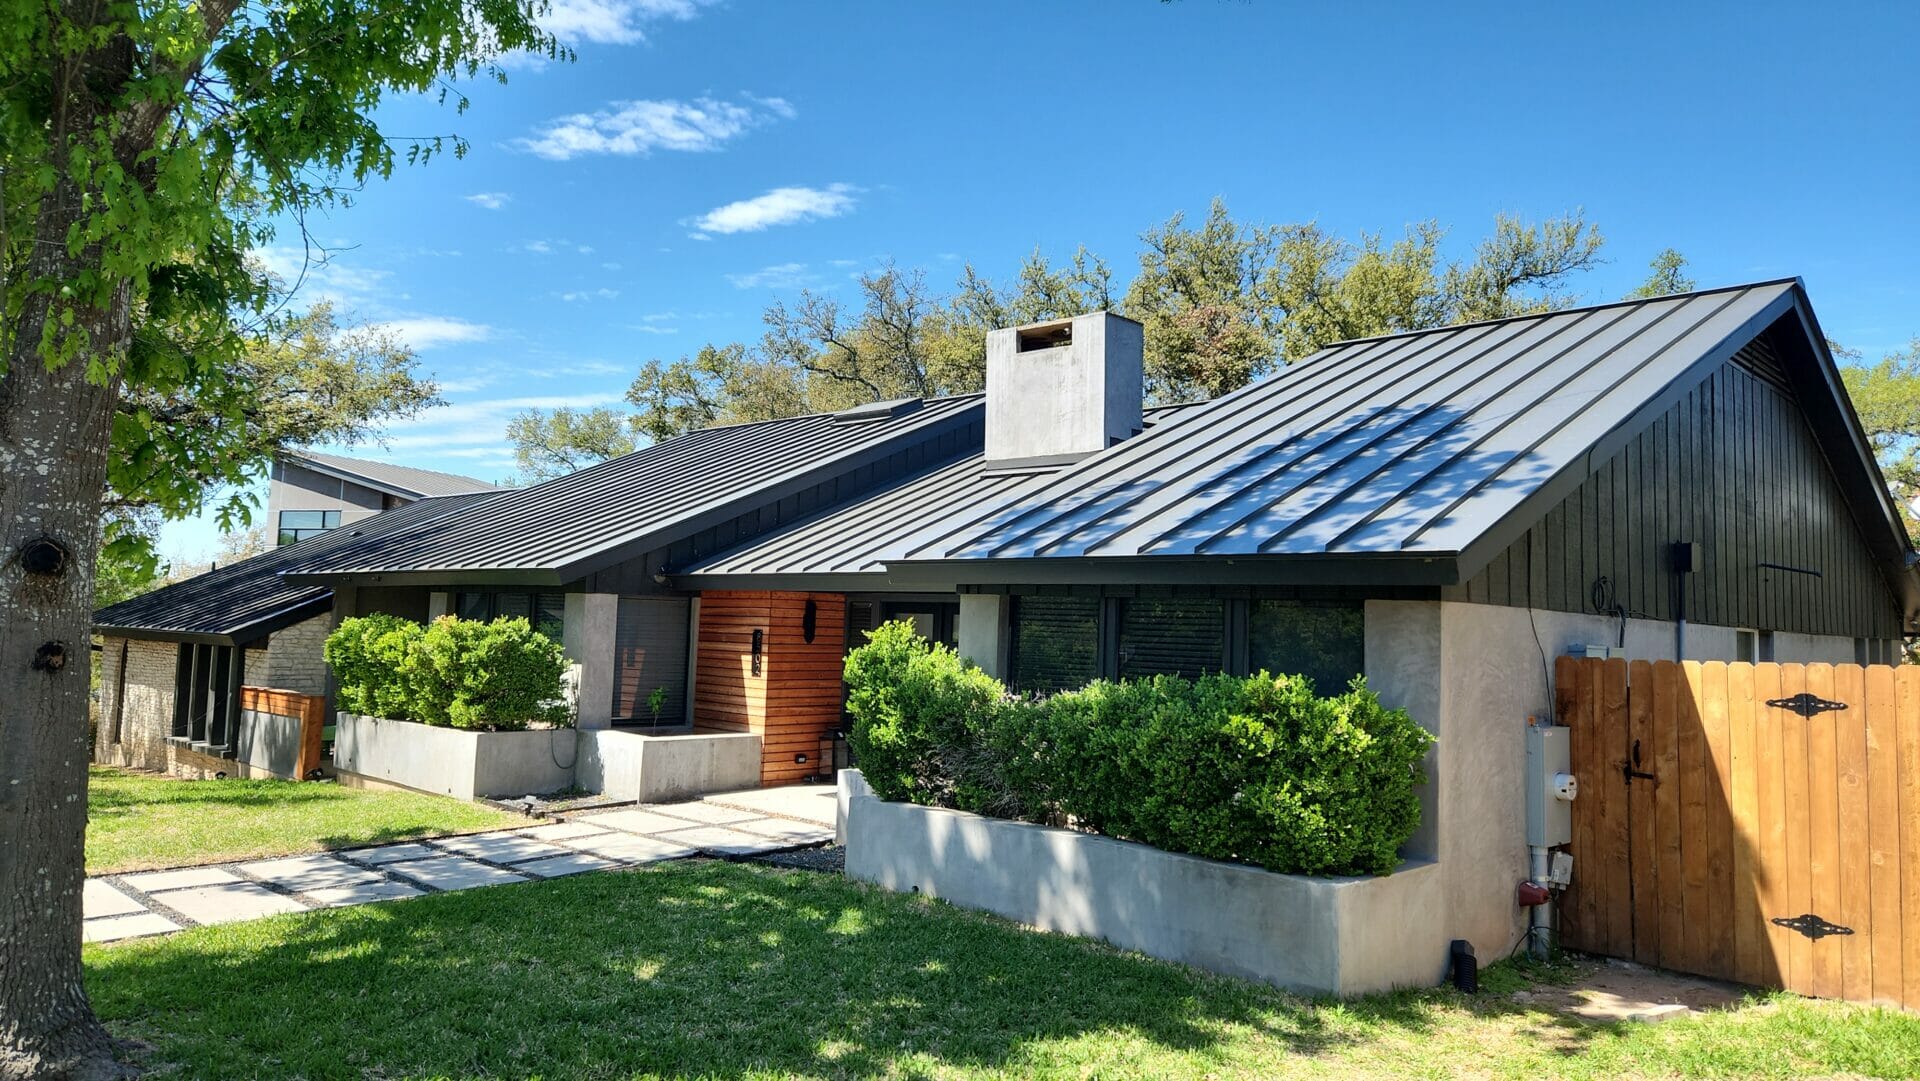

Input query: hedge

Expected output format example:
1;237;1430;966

843;620;1433;876
324;615;572;732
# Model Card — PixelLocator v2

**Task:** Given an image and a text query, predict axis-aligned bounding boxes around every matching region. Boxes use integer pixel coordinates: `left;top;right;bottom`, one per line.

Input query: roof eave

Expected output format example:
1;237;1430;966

93;591;333;646
880;553;1463;589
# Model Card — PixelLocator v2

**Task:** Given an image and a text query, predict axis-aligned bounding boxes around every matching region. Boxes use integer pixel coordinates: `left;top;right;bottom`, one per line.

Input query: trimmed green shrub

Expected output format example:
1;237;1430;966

842;625;1433;877
408;616;572;731
324;614;572;731
843;621;1012;811
323;613;423;719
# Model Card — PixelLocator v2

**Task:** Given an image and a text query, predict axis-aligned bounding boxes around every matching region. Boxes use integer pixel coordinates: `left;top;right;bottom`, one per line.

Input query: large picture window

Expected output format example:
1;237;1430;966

1009;596;1100;695
277;509;341;545
1248;600;1365;694
170;642;244;753
1117;598;1225;679
453;591;565;640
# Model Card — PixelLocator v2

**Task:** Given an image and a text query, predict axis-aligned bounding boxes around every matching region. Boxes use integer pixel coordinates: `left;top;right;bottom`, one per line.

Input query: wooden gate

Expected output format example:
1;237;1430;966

1554;656;1920;1009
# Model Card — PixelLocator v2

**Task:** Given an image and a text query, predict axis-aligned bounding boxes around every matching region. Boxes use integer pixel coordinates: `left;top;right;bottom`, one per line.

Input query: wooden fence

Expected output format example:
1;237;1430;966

239;685;327;780
1554;657;1920;1010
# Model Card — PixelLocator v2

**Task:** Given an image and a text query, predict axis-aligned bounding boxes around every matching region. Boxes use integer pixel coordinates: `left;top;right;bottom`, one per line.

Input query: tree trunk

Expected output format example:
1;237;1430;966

0;44;135;1081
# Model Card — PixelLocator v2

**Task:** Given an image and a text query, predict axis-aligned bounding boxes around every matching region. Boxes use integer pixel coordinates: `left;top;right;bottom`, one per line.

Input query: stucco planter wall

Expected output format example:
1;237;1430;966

576;729;762;802
335;713;577;800
839;769;1451;996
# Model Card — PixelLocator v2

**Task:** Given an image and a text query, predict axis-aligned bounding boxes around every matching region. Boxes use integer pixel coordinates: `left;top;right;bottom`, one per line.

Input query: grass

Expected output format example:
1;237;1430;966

86;766;523;874
85;860;1920;1080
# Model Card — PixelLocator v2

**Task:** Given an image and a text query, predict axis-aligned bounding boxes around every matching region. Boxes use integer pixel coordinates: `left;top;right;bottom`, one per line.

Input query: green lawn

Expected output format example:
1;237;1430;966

86;860;1920;1080
87;766;522;874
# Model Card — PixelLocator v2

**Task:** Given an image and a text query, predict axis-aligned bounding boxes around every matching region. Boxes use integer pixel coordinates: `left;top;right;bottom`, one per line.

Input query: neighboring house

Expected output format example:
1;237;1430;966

93;492;498;777
268;450;497;544
93;277;1917;957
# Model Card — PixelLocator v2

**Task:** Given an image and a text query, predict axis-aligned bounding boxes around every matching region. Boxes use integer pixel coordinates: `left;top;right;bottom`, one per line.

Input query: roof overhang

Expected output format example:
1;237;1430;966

286;454;428;501
879;553;1463;590
285;403;985;587
93;591;333;647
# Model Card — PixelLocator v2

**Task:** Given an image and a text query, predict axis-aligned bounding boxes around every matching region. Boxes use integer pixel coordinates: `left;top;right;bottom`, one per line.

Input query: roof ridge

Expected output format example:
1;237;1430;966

1313;277;1802;353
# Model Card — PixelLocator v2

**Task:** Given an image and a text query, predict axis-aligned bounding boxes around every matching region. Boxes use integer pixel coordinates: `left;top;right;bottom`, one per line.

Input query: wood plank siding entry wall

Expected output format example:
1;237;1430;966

693;590;847;785
1453;344;1904;640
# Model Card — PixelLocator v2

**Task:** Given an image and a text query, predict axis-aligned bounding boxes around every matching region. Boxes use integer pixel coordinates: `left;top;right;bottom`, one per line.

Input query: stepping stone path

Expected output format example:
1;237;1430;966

84;786;836;944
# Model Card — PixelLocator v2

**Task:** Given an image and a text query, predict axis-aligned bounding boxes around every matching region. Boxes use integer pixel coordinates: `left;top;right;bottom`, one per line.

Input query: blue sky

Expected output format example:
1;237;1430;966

161;0;1920;562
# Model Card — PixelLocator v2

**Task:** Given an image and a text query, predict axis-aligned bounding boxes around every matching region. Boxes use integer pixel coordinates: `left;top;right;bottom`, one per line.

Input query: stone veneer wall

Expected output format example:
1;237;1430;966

94;617;334;779
256;614;331;696
93;637;177;772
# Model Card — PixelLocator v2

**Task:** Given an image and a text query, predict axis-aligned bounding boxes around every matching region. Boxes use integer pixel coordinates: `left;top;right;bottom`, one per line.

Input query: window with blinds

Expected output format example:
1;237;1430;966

453;591;566;641
1117;598;1226;679
611;596;690;726
1009;596;1100;695
1248;600;1364;693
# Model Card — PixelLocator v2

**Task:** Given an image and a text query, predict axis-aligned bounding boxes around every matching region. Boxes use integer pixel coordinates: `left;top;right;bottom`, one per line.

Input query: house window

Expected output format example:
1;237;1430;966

611;597;690;727
1117;598;1225;679
452;591;566;641
277;509;341;545
170;642;243;753
1247;600;1365;694
1009;596;1100;694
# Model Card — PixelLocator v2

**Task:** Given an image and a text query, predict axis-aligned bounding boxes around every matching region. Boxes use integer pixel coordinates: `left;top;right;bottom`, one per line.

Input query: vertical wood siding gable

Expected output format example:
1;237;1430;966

1451;355;1901;638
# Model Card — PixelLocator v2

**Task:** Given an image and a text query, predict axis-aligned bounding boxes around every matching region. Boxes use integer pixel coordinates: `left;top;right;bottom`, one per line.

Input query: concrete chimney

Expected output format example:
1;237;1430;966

985;311;1144;467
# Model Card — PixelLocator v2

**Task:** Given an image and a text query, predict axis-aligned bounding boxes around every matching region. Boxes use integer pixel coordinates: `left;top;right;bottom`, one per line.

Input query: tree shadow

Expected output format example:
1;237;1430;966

85;861;1607;1079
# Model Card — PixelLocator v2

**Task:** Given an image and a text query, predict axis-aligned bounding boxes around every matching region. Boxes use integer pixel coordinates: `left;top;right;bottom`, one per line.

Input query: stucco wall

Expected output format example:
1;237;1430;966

1363;599;1868;965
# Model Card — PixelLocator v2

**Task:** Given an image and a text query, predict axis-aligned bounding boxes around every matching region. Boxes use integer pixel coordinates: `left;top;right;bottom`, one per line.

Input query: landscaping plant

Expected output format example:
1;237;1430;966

843;620;1433;876
325;615;572;731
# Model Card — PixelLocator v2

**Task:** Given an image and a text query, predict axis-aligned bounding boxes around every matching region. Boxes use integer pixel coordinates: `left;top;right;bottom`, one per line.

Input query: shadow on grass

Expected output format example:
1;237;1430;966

85;861;1602;1079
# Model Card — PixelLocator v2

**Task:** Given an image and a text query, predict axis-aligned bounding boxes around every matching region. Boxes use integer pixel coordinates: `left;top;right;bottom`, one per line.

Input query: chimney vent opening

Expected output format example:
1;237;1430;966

1016;322;1072;353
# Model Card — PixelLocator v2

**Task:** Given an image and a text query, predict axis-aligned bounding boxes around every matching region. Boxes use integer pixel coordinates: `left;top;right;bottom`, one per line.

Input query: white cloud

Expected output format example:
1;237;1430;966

465;192;511;210
371;316;495;351
726;262;812;290
557;288;621;302
515;95;793;161
524;239;554;254
541;0;710;45
636;325;678;335
691;184;858;236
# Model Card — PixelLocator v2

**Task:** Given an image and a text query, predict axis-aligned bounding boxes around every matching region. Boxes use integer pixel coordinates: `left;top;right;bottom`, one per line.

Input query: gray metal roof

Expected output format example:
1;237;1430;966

94;493;498;643
283;395;984;583
288;451;500;499
891;281;1816;583
677;403;1207;587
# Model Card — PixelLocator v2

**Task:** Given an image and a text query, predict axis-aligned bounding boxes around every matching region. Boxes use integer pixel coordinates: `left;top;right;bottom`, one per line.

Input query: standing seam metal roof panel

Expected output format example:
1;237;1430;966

898;282;1798;564
288;451;500;498
92;491;499;640
677;402;1207;580
284;395;984;577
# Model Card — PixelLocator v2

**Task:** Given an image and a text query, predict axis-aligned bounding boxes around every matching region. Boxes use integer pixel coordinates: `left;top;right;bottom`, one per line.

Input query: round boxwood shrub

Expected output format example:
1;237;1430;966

407;616;572;731
323;613;423;719
324;614;572;731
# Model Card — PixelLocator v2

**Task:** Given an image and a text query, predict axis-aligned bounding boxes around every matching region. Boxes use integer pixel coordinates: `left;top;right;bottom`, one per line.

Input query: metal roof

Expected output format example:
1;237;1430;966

677;403;1207;588
287;451;499;499
283;395;984;584
891;281;1824;584
93;493;497;644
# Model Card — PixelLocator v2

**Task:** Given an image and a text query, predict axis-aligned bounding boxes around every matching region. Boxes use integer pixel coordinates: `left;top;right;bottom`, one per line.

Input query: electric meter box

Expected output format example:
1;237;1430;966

1526;723;1574;848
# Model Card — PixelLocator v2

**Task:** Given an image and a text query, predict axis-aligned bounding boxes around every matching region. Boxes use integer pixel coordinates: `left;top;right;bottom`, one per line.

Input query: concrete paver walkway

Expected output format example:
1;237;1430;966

84;786;835;944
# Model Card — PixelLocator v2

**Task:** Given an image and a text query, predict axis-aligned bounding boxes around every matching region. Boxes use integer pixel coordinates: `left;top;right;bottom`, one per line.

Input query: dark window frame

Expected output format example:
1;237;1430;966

1007;592;1367;695
277;508;342;545
451;590;566;641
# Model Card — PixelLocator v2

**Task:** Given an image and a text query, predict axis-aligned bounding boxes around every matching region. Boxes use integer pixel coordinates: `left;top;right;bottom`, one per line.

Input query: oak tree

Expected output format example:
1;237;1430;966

0;2;556;1076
